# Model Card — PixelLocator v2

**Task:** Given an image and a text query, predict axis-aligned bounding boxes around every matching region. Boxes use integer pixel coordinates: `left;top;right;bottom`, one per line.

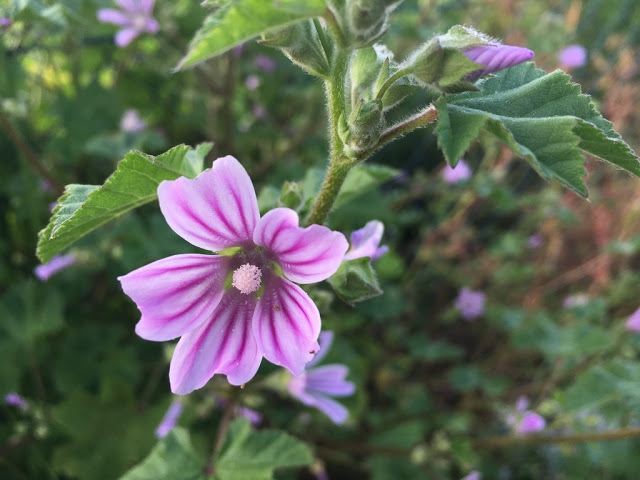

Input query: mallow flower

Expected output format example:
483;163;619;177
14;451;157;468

5;393;29;410
34;254;76;281
120;109;146;133
507;396;545;435
558;45;587;69
454;287;485;321
442;159;472;184
287;331;356;424
97;0;159;47
460;472;481;480
119;156;348;395
344;220;388;262
155;400;183;438
625;307;640;332
463;44;534;81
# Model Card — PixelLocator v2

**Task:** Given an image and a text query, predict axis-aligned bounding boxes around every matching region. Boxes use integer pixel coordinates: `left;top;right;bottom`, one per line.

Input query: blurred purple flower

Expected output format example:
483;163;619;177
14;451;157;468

288;331;355;424
232;43;245;57
155;400;183;438
558;45;587;69
254;55;276;73
215;397;262;425
464;44;534;81
508;396;545;435
252;104;266;119
120;109;146;133
460;472;481;480
0;17;11;27
40;180;54;193
625;307;640;332
5;393;29;410
527;234;543;249
454;287;485;320
48;202;58;212
119;156;348;394
344;220;388;262
245;75;261;91
442;159;472;184
34;254;76;281
563;293;589;308
97;0;159;47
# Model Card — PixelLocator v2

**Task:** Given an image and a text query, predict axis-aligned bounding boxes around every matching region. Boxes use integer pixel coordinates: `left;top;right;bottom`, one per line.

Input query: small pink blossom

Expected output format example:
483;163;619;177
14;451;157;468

454;287;485;320
155;400;183;438
0;17;11;28
463;44;534;81
119;156;348;394
508;396;545;435
442;159;472;184
527;234;543;249
97;0;159;47
558;45;587;69
344;220;388;262
245;75;261;91
252;104;266;119
288;331;355;424
5;393;29;410
625;307;640;332
254;55;276;73
460;472;481;480
120;109;147;133
34;254;76;281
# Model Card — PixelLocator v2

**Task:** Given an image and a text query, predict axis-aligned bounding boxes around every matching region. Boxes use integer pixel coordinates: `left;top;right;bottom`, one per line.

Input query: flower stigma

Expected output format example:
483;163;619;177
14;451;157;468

232;263;262;294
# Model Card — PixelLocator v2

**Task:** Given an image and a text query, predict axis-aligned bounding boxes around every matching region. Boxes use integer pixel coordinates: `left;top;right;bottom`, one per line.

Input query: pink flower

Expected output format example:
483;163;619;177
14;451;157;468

454;287;485;321
119;156;348;395
508;396;545;435
460;472;481;480
254;55;276;73
97;0;159;47
288;331;356;424
0;17;11;28
558;45;587;69
442;159;472;183
155;400;183;438
527;234;543;249
245;75;261;91
120;109;146;133
625;307;640;332
34;254;76;281
463;44;534;81
344;220;388;262
5;393;29;410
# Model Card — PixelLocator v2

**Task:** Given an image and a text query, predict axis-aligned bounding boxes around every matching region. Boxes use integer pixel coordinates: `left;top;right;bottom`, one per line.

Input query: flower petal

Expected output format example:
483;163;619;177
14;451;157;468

118;254;230;341
254;208;348;284
344;220;385;261
115;28;140;47
170;292;261;394
253;276;320;375
115;0;139;12
138;0;155;14
305;392;350;424
306;330;334;368
97;8;132;26
144;17;159;33
306;365;355;397
158;156;259;252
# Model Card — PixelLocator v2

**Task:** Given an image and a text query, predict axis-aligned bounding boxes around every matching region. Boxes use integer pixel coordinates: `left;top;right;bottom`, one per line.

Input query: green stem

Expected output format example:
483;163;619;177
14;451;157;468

305;49;351;226
475;426;640;449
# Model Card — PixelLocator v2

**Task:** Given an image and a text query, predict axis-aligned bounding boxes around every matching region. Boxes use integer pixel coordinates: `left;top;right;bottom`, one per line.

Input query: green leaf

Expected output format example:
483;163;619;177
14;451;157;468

177;0;327;69
36;144;207;263
214;418;313;480
335;164;399;208
328;257;383;305
120;429;206;480
435;62;640;197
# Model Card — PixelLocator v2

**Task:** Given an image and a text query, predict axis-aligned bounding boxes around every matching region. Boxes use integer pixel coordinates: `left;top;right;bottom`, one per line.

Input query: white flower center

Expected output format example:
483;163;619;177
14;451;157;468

232;264;262;294
132;14;148;31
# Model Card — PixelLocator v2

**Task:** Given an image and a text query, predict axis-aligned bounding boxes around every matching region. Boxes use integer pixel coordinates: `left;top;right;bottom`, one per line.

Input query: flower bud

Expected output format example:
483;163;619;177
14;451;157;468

261;21;329;78
328;0;402;48
346;99;383;153
278;181;304;211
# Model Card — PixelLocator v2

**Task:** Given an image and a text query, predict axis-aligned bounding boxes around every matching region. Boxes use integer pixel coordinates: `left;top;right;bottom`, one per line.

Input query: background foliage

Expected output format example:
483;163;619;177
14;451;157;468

2;0;640;479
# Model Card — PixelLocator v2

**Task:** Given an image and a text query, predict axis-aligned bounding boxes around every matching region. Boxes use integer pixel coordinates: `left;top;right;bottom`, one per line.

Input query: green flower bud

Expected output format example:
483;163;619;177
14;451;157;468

346;99;383;153
278;181;304;211
261;21;329;78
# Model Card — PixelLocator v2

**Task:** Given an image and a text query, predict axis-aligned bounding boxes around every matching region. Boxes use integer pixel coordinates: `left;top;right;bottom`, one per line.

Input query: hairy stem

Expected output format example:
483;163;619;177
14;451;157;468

306;48;351;226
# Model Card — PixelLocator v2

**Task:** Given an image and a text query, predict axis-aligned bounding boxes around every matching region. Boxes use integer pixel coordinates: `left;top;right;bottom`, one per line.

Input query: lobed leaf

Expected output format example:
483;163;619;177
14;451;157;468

435;62;640;197
36;144;210;263
177;0;327;70
214;418;313;480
